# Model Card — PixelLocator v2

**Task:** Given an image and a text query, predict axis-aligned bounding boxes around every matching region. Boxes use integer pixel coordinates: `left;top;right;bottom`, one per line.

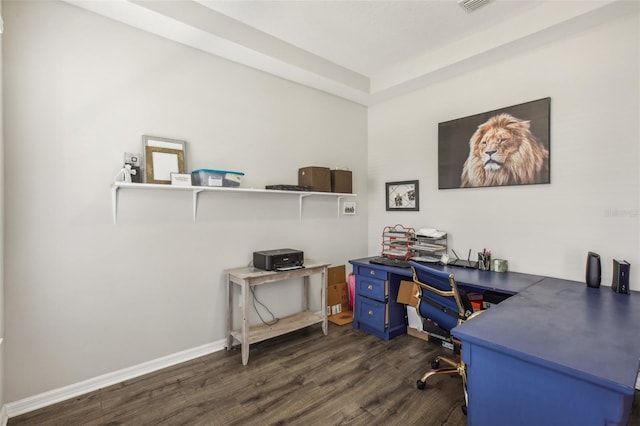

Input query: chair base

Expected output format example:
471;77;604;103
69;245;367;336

416;355;468;416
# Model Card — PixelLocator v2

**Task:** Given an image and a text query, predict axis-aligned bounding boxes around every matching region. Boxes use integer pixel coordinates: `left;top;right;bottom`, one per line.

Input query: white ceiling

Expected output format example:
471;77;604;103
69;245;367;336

197;0;542;77
63;0;632;105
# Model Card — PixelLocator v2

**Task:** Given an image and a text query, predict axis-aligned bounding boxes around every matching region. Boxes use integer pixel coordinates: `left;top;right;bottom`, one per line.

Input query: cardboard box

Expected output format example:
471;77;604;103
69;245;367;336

327;265;353;325
328;265;346;286
331;169;352;193
299;167;331;192
397;280;420;306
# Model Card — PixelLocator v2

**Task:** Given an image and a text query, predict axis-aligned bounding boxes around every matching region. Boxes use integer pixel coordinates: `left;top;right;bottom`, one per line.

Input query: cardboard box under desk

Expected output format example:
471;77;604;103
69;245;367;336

331;170;352;193
299;167;331;192
327;265;353;325
397;280;420;306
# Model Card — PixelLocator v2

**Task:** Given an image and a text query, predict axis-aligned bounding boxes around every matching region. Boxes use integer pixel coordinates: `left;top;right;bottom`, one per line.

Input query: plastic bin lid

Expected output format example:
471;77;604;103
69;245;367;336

192;169;245;176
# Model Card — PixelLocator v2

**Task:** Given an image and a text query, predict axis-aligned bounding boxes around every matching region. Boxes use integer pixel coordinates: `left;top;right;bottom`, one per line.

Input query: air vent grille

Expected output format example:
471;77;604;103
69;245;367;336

458;0;490;13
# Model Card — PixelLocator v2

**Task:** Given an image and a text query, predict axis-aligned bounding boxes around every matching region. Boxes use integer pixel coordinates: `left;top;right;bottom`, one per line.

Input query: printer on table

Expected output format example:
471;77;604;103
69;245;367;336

253;248;304;271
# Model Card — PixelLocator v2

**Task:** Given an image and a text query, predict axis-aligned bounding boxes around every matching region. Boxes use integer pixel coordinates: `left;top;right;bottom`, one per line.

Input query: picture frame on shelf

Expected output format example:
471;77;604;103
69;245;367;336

386;180;419;211
170;172;192;187
141;135;188;184
124;152;142;183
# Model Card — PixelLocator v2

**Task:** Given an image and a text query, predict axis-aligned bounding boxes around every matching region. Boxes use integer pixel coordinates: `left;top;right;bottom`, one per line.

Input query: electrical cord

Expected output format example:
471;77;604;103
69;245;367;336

250;286;279;326
244;260;279;326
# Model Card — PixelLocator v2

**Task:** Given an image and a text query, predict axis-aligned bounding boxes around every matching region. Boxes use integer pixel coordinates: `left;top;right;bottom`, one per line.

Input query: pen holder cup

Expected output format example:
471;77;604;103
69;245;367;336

478;253;491;271
491;259;509;273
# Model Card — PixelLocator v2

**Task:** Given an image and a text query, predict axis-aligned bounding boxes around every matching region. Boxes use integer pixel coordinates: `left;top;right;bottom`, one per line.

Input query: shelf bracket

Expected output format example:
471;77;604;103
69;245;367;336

337;196;346;217
192;189;204;222
111;186;119;224
298;194;312;220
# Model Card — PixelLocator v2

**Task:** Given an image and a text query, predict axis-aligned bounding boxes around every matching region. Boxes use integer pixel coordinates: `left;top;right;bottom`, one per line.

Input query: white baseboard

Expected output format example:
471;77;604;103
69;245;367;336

6;338;227;418
1;405;8;426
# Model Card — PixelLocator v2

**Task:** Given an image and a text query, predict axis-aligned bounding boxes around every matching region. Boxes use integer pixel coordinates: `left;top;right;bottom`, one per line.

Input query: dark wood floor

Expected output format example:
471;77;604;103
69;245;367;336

8;322;640;426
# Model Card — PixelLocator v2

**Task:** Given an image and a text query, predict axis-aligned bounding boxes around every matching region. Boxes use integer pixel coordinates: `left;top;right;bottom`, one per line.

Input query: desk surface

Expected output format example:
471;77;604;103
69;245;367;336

227;261;329;282
350;257;544;294
453;277;640;394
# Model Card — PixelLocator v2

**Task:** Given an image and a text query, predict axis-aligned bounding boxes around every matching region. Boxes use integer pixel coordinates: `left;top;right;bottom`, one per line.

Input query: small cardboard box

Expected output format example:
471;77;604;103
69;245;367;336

327;265;353;325
397;280;420;306
331;170;352;193
299;167;331;192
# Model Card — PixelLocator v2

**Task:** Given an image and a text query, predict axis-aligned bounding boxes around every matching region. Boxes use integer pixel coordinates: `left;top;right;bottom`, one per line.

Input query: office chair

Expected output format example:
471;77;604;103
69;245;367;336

408;261;481;415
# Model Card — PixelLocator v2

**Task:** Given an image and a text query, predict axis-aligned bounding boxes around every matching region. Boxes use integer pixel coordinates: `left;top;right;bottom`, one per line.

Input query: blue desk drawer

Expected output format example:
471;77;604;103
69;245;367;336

356;296;388;330
356;276;388;302
357;266;388;281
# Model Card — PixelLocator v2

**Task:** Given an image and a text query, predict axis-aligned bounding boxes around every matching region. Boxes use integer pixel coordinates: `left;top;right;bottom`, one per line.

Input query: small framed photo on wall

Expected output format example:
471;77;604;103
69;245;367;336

386;180;419;211
343;201;357;215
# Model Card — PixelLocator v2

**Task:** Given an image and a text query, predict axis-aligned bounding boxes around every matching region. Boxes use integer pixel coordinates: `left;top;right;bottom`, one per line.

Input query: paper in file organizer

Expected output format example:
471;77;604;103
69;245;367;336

417;228;446;238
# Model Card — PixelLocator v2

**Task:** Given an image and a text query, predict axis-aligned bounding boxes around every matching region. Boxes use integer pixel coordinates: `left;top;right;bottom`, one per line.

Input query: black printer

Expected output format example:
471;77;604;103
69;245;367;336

253;248;304;271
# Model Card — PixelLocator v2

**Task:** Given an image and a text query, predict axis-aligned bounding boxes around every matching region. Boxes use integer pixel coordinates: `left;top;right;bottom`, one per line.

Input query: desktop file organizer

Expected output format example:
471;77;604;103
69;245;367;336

381;224;416;260
410;231;447;263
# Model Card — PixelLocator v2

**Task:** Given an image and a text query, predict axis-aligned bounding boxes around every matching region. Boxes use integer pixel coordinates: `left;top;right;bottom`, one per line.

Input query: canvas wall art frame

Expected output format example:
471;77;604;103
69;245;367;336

438;98;550;189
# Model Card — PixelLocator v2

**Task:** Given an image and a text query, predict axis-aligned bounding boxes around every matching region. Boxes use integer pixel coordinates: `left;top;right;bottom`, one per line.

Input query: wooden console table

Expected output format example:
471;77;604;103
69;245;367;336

226;261;329;365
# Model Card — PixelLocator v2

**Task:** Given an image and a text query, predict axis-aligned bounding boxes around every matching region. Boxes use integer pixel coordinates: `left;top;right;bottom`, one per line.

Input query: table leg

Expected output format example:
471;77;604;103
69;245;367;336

303;275;310;312
226;274;233;350
241;280;250;365
321;266;328;335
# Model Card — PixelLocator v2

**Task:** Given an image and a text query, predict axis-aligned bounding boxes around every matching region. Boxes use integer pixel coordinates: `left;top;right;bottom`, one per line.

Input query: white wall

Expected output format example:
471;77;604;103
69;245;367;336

3;0;367;402
0;0;5;420
369;11;639;289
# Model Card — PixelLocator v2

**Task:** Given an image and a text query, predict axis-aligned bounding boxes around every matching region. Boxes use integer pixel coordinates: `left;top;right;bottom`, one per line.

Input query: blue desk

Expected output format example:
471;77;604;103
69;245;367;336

349;258;543;341
350;257;544;294
349;258;640;425
453;277;640;426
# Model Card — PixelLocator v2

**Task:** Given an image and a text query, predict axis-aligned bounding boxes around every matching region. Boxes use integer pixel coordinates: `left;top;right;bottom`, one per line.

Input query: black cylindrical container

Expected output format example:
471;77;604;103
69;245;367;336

586;252;601;288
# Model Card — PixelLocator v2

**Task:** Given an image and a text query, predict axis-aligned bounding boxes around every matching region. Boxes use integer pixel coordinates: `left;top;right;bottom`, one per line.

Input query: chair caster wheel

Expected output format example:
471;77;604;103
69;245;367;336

461;405;468;416
416;380;426;390
431;360;440;369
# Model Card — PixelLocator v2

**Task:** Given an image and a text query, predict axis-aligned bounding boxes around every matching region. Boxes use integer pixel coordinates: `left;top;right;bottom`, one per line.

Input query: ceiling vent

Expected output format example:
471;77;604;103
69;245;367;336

458;0;491;13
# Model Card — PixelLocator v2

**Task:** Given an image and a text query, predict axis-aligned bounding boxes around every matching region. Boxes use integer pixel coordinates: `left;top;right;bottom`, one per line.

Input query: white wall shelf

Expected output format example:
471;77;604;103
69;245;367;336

111;182;356;224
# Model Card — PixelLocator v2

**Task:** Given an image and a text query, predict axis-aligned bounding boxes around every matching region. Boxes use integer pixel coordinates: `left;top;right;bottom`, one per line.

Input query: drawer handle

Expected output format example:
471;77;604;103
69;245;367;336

370;270;375;276
367;284;373;290
368;310;374;316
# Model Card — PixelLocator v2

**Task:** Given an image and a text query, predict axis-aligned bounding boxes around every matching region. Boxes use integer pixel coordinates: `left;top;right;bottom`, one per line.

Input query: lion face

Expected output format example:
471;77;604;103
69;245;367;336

474;126;520;173
460;113;549;188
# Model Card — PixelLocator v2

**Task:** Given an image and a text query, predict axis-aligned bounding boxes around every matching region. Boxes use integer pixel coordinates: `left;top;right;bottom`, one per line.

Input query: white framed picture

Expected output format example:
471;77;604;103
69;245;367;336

343;201;356;215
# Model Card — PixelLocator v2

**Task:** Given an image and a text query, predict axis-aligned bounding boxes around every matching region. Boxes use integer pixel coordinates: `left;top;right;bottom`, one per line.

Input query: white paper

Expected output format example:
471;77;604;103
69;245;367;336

152;151;179;181
407;306;422;330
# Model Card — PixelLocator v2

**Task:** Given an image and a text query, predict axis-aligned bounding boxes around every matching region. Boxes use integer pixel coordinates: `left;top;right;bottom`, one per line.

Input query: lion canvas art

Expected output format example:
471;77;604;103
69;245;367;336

438;97;550;189
460;113;549;188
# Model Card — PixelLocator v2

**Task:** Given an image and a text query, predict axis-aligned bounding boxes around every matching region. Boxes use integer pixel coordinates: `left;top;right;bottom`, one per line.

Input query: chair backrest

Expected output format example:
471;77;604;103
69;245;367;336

409;261;472;332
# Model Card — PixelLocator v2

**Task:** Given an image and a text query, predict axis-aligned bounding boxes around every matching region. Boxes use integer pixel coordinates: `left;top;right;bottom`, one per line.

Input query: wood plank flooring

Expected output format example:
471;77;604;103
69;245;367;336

8;322;640;425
